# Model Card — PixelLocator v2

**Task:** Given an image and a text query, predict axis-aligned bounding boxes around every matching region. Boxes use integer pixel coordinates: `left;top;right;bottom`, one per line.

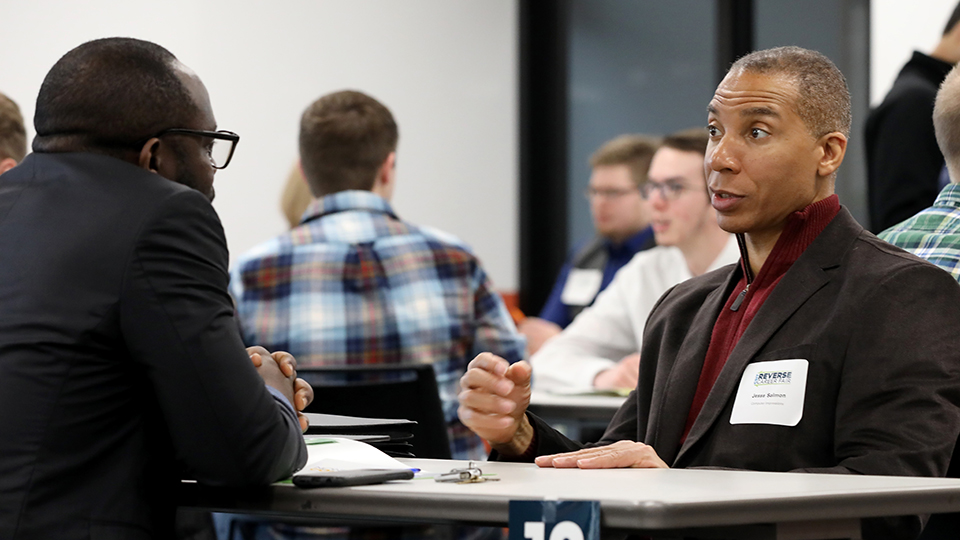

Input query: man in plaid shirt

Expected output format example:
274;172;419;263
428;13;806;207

881;65;960;283
879;63;960;540
230;90;524;461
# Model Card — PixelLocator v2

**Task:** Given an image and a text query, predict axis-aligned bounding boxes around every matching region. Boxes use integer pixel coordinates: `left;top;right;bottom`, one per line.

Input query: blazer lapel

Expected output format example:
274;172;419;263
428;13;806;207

673;209;859;465
649;268;739;464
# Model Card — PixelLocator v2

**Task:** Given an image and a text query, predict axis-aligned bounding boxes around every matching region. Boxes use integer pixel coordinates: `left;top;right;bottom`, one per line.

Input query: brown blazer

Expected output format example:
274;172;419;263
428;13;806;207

526;208;960;539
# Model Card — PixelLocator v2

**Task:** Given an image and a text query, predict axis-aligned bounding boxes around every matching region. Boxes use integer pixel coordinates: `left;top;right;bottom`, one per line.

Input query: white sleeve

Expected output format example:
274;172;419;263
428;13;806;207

530;249;673;393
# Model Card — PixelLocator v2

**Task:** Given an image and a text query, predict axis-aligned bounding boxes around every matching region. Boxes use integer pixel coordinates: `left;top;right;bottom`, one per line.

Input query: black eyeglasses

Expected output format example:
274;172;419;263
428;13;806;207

156;128;239;170
584;186;640;200
639;180;689;201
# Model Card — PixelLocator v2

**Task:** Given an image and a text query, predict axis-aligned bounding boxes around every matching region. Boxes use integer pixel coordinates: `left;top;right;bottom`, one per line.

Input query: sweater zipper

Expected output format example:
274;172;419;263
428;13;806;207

731;233;754;312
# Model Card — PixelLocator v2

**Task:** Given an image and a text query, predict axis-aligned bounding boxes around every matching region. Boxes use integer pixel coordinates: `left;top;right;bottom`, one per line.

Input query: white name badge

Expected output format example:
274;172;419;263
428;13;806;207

560;269;603;306
730;359;808;427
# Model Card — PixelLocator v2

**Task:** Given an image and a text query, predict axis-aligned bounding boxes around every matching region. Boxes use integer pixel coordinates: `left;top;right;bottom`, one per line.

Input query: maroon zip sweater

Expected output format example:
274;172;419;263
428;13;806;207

679;194;841;445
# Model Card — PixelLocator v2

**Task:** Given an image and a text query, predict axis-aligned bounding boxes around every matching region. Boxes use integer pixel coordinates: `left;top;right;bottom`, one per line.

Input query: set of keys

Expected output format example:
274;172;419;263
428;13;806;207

434;462;501;484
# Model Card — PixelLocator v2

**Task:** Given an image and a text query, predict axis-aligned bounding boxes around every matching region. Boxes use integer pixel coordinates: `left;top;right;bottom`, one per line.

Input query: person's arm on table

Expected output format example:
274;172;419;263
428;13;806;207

248;347;315;432
530;266;641;392
593;353;640;391
535;440;667;469
459;352;639;461
121;190;307;485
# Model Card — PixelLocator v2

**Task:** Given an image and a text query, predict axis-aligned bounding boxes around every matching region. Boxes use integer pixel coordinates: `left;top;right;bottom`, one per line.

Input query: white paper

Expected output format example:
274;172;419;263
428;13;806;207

730;359;809;427
560;269;603;306
294;437;410;476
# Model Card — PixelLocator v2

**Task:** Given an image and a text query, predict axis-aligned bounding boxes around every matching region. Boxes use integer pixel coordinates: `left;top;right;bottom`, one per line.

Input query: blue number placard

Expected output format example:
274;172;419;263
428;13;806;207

508;500;600;540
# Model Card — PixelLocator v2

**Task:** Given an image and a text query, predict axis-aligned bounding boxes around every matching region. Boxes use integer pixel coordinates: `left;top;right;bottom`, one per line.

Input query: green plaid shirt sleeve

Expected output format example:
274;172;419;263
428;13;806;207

879;183;960;283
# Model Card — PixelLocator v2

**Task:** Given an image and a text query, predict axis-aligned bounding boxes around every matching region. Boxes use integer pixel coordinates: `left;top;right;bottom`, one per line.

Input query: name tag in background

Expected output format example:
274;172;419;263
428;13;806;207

730;359;809;427
560;269;603;306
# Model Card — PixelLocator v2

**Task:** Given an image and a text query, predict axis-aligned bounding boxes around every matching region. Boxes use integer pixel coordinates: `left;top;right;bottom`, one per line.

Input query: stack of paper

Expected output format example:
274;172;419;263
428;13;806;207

303;412;417;457
297;436;411;473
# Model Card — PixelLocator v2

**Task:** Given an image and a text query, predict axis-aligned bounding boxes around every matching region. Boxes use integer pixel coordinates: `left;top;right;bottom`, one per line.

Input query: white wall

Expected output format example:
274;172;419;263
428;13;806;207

0;0;520;290
871;0;957;105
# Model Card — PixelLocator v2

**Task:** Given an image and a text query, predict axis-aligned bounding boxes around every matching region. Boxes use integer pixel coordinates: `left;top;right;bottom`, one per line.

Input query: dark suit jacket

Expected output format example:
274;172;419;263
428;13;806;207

527;208;960;539
866;51;953;233
0;153;307;540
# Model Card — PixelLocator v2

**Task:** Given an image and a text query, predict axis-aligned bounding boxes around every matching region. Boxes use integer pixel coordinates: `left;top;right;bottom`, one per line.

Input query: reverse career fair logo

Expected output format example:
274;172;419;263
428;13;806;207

754;370;792;387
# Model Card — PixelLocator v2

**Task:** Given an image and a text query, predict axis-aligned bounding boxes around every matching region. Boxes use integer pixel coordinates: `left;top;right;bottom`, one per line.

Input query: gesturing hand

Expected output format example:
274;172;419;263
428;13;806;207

457;353;534;455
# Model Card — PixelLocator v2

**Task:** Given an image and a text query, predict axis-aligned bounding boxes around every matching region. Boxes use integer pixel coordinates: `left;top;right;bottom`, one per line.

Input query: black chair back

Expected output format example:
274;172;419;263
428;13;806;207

298;364;452;459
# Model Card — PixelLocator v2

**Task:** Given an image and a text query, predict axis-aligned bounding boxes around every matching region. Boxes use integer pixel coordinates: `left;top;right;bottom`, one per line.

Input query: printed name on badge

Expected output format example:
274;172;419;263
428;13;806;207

560;269;604;306
730;358;809;427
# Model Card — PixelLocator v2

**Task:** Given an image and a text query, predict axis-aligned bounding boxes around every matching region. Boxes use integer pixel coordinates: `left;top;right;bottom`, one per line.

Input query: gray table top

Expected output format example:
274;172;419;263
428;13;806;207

180;458;960;531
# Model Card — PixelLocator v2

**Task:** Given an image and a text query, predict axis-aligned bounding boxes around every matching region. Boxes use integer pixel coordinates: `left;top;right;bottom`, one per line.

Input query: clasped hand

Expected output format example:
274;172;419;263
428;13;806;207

247;346;314;432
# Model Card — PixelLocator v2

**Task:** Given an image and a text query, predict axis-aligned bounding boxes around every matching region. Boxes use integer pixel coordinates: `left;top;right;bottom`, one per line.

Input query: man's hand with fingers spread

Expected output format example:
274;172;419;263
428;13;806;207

247;346;314;432
457;353;534;456
535;440;668;469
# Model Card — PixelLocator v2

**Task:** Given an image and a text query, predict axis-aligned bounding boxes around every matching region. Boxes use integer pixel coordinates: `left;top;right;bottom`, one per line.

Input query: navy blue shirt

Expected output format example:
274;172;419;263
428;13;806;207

538;227;655;328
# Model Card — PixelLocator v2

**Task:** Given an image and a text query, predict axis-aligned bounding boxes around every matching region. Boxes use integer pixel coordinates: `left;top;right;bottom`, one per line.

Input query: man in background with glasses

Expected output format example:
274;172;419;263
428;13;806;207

0;38;310;540
519;134;659;356
531;129;737;395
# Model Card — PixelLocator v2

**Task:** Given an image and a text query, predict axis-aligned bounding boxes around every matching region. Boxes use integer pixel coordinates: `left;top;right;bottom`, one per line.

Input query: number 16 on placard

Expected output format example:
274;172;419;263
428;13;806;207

508;501;600;540
523;520;586;540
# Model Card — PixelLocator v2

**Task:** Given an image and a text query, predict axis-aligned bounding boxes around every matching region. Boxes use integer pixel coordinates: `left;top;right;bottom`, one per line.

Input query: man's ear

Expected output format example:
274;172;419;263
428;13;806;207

377;151;397;188
138;138;162;172
0;157;17;175
817;132;847;178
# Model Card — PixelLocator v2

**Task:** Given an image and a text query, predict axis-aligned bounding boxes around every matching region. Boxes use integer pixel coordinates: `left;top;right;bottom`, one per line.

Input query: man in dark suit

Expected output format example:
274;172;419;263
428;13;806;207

866;2;960;232
458;46;960;540
0;38;311;540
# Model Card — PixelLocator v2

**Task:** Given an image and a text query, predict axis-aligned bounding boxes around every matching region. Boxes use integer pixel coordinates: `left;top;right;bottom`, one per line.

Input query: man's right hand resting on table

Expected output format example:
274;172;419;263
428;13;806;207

457;352;666;469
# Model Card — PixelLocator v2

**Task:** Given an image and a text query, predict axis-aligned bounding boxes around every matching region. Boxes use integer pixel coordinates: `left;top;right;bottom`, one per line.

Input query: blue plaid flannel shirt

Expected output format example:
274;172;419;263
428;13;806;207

879;183;960;282
230;190;525;460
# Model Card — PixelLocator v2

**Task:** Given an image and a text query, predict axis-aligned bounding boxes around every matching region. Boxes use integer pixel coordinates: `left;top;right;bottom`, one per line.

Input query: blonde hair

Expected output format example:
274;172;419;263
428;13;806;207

935;66;960;181
589;134;660;187
280;164;314;229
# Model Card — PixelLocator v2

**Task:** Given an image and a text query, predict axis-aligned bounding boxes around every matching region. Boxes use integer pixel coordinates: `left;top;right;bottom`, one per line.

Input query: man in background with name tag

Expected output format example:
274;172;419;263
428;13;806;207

519;135;659;355
459;46;960;540
530;129;738;393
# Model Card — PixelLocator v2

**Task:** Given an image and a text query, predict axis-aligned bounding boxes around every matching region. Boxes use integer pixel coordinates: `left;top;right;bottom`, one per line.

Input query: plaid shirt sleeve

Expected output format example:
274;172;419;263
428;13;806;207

470;264;525;363
879;184;960;283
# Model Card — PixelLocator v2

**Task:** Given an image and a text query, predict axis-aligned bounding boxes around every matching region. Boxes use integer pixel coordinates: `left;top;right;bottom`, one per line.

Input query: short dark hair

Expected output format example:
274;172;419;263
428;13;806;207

33;37;198;154
661;127;709;156
589;135;659;187
729;46;851;138
945;2;960;35
299;90;398;197
0;92;26;162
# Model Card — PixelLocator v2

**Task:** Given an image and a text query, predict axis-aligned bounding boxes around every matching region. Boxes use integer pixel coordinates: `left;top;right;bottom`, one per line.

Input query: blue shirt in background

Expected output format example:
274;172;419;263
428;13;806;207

538;227;655;328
